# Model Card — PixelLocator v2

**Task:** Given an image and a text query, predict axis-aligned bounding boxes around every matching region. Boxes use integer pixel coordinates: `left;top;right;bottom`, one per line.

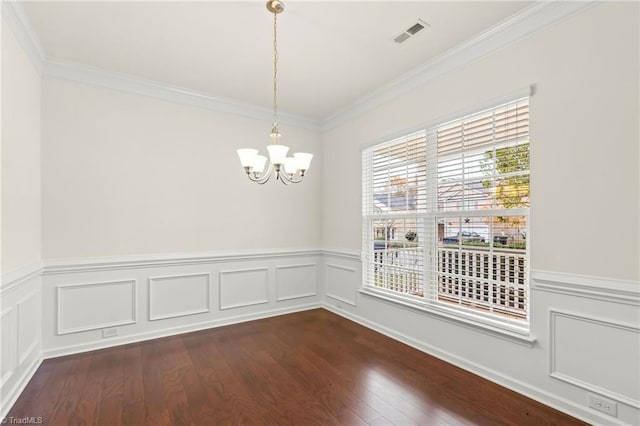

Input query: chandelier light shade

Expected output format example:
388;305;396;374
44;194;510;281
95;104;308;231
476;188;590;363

237;0;313;185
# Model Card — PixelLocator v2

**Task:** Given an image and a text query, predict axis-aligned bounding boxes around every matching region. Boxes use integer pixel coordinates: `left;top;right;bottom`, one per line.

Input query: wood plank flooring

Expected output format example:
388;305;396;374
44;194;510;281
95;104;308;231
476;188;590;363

7;309;586;425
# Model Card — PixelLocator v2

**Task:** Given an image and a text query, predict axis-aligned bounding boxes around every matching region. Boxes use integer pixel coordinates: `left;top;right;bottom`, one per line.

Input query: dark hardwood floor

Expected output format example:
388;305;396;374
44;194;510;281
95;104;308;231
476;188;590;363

7;309;586;425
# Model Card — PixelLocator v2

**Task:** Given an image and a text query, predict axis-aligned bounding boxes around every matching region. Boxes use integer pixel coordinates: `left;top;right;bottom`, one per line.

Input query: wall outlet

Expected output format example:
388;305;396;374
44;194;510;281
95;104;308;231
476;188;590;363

102;327;119;338
588;394;618;417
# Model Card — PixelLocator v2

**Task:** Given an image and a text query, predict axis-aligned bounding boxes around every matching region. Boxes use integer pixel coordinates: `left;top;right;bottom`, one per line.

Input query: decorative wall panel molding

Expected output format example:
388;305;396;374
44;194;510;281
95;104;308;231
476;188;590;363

16;291;39;365
549;310;640;408
149;273;211;321
57;279;137;335
533;270;640;305
0;271;42;421
0;308;17;387
325;263;358;306
276;264;317;302
219;268;269;310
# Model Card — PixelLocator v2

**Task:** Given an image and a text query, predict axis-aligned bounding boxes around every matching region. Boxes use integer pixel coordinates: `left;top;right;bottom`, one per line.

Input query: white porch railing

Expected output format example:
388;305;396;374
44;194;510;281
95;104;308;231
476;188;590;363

437;246;527;320
372;245;527;320
373;248;423;296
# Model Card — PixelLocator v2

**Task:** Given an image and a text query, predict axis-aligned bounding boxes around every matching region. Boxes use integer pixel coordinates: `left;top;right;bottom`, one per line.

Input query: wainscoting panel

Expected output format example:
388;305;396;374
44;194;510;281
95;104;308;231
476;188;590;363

0;308;17;387
0;270;42;421
41;251;322;359
57;279;137;334
550;310;640;408
18;248;639;425
276;264;317;301
325;263;358;306
219;268;269;310
17;291;39;364
149;273;210;321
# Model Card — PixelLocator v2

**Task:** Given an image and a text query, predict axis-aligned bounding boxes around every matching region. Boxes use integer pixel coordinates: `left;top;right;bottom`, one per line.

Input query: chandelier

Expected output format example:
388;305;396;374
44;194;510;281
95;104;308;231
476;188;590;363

236;0;313;185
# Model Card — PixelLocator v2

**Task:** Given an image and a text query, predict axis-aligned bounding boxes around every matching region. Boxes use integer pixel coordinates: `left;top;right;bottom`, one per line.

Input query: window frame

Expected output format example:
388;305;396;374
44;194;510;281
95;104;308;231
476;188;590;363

361;93;533;342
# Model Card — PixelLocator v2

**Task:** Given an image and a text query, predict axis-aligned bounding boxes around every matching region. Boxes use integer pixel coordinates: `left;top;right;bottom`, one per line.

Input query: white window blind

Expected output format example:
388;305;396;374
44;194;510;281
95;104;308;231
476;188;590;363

362;97;530;327
362;131;427;297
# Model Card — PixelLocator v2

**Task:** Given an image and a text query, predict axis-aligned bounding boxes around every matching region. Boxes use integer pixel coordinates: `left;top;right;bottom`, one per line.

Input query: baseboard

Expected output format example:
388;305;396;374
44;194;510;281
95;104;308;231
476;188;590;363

0;353;43;420
321;303;621;426
43;302;322;359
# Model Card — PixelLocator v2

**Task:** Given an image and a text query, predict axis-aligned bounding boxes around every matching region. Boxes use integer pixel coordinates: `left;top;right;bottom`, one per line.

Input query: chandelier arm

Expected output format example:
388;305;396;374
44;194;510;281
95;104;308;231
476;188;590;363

246;163;273;184
256;164;274;184
279;171;303;184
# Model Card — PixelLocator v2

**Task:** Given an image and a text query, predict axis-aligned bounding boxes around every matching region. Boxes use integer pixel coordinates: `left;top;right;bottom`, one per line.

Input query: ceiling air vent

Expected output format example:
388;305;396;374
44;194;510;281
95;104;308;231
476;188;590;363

393;19;430;44
407;23;425;35
394;33;411;44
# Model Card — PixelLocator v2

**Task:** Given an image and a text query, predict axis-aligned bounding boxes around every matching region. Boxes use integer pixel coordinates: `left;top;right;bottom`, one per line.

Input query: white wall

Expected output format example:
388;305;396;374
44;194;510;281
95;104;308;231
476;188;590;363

0;21;43;418
321;2;639;425
323;2;639;282
1;24;41;273
42;77;322;260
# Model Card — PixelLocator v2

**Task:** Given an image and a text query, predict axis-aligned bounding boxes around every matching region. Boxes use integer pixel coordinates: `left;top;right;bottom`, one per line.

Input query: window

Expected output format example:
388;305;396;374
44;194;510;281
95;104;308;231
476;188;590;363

362;98;530;331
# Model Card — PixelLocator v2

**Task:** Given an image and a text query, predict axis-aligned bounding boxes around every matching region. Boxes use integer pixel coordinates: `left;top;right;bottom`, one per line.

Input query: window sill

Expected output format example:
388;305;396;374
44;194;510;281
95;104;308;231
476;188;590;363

359;286;537;347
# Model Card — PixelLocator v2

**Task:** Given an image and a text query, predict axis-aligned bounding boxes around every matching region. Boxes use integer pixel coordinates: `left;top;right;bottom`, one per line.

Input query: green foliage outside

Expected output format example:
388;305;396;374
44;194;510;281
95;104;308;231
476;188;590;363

482;143;530;209
481;143;529;236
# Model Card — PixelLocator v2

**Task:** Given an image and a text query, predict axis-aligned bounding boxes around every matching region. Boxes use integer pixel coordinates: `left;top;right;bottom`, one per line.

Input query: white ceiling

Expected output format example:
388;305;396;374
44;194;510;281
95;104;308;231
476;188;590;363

22;1;531;120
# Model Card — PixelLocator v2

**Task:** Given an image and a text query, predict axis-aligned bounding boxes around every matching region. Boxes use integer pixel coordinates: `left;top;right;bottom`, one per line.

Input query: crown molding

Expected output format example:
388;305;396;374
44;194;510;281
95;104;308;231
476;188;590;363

4;0;600;134
320;1;602;132
1;0;45;72
42;58;322;131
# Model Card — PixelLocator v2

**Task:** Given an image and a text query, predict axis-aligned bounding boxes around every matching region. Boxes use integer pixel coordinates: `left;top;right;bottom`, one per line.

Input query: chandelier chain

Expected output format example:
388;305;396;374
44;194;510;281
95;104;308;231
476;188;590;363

273;11;279;129
236;1;312;185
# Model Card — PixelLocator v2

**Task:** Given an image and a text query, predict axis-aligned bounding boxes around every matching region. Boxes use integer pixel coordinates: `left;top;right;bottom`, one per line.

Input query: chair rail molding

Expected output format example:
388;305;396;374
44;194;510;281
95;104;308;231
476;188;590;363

1;262;43;295
532;270;640;306
43;248;324;275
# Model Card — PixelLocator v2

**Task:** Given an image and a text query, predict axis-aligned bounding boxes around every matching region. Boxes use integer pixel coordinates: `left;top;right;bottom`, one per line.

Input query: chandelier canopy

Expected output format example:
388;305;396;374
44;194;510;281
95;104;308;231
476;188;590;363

237;0;313;185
